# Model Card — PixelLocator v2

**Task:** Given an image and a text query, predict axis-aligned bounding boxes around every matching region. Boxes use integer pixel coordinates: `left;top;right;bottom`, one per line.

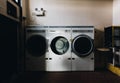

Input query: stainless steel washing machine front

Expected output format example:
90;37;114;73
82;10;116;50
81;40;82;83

71;26;94;71
25;26;48;71
47;26;71;71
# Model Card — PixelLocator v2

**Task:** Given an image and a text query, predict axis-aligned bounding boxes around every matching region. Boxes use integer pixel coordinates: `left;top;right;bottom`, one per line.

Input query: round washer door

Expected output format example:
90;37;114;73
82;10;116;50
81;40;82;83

26;35;47;57
50;36;69;55
72;35;94;57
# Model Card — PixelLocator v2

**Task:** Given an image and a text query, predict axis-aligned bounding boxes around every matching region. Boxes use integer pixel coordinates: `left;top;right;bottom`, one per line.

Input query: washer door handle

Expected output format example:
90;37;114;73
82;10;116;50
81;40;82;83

45;58;48;60
49;58;52;60
72;58;75;60
68;58;71;60
91;58;94;60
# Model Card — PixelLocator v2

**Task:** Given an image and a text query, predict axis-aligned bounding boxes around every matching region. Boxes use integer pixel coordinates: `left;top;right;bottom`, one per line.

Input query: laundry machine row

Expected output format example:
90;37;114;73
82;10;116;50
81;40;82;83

25;26;94;71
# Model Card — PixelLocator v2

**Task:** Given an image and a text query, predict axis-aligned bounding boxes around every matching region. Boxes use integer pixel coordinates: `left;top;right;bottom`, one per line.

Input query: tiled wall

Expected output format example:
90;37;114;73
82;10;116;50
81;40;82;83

23;0;113;47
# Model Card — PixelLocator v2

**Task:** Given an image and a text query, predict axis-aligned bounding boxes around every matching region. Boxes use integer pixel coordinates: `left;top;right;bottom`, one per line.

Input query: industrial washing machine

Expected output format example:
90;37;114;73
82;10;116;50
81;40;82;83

25;26;48;71
47;26;71;71
71;26;94;71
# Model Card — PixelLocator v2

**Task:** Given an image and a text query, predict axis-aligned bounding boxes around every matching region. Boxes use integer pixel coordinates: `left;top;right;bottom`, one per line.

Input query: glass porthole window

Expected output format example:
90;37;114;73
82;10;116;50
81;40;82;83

72;35;94;57
26;35;46;57
50;36;69;55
